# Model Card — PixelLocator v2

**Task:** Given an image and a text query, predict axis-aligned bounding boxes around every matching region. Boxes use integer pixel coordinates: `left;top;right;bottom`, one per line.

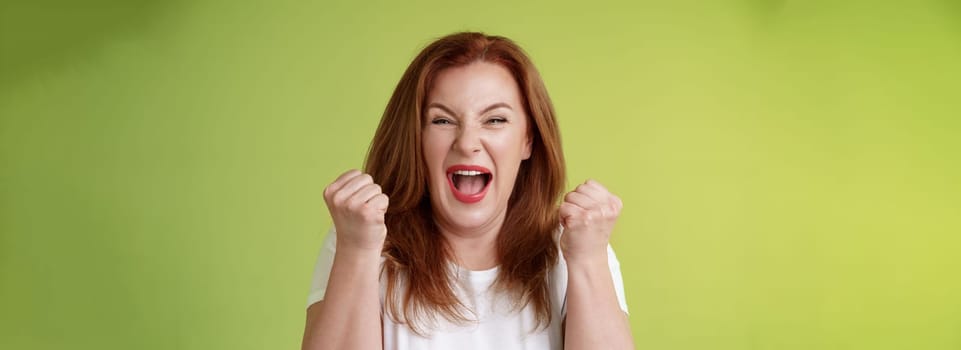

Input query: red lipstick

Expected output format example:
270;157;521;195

446;165;492;204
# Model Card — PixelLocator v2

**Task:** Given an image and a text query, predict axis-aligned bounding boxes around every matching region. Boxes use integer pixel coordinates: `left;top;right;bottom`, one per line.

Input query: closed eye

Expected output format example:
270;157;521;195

486;117;507;125
431;117;455;125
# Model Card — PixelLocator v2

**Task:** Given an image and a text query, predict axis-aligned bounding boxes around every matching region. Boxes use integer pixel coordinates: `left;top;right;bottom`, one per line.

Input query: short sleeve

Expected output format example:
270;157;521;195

305;227;337;309
607;244;629;314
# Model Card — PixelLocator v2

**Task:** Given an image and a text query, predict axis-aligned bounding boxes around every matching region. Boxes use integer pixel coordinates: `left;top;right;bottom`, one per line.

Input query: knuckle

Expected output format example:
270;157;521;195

609;202;620;215
345;199;360;212
332;191;349;205
323;184;336;200
597;208;609;219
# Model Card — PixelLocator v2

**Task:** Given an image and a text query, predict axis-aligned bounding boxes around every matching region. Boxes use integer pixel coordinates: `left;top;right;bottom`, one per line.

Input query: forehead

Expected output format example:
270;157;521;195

427;62;523;110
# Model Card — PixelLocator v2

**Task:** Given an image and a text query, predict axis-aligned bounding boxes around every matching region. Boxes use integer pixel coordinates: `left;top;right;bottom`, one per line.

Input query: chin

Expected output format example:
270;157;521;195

433;197;501;232
451;208;496;229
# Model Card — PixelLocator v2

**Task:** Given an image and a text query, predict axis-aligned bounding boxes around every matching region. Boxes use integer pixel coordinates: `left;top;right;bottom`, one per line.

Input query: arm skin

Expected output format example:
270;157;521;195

301;246;383;350
564;255;634;350
560;179;635;350
302;170;388;350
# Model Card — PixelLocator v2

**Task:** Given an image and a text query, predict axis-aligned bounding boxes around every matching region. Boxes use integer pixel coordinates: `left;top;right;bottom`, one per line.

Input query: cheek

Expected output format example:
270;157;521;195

422;133;449;174
490;131;529;161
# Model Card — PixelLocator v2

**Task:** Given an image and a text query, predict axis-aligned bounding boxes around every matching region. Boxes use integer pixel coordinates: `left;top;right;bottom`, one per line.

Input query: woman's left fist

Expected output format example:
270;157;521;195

559;179;623;263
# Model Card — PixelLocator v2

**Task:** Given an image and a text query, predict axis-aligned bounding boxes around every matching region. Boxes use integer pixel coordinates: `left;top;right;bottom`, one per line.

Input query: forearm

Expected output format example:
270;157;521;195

564;257;634;350
303;247;383;350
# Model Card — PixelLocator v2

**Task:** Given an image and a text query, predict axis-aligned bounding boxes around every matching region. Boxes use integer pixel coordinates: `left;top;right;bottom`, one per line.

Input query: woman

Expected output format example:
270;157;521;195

302;32;634;350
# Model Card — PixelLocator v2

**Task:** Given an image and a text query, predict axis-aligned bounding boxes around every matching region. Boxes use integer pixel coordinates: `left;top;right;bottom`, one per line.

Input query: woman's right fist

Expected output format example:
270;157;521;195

323;169;389;252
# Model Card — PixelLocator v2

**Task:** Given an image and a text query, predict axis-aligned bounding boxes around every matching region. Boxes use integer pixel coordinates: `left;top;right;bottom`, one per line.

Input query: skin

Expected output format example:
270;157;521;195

301;170;387;350
302;61;633;349
560;180;636;350
422;61;531;270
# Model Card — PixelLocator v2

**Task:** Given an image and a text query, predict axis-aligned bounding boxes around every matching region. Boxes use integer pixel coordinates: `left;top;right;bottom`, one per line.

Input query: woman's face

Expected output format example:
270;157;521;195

423;61;532;235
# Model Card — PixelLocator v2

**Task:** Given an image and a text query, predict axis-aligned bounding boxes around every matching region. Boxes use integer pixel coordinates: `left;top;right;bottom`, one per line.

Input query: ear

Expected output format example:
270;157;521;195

522;128;533;160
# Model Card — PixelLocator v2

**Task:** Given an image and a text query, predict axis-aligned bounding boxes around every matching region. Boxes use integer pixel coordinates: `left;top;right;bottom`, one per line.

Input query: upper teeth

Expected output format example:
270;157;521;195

453;170;484;176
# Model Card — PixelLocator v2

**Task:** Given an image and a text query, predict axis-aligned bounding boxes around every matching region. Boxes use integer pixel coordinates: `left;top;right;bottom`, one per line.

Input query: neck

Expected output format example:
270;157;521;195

435;213;505;272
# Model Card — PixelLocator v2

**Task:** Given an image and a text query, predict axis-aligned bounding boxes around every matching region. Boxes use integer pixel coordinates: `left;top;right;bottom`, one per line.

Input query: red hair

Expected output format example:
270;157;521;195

364;32;566;334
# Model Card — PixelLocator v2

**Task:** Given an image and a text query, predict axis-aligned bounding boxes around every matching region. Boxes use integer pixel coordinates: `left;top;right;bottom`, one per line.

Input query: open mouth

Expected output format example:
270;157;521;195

446;166;492;203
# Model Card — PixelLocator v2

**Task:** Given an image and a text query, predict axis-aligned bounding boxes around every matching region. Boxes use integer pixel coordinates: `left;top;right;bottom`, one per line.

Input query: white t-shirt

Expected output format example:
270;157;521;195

306;228;629;350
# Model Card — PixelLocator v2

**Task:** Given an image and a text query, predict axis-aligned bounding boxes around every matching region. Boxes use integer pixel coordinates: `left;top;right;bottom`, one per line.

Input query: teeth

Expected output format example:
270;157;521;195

453;170;484;176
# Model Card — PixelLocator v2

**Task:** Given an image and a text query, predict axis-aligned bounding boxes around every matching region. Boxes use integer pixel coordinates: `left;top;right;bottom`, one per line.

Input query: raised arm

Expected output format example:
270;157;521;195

559;180;635;350
302;170;388;350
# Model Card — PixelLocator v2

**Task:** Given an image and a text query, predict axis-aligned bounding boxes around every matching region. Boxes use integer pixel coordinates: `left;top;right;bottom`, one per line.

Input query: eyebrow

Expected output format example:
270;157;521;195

426;102;512;116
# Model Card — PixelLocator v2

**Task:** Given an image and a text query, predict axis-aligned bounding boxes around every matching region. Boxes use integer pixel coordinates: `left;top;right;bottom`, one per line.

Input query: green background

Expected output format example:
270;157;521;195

2;0;959;349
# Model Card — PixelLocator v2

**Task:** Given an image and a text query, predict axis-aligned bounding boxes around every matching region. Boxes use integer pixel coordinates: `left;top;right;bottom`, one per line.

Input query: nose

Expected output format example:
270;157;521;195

452;124;482;155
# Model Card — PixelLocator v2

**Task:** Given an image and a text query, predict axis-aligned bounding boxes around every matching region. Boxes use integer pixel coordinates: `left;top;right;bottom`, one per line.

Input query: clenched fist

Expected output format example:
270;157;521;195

323;169;389;252
559;179;623;264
